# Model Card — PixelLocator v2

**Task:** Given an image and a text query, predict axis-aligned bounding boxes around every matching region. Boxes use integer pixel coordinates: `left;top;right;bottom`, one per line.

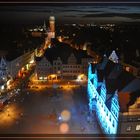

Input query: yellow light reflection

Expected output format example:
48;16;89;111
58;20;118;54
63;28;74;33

48;74;57;79
77;74;87;81
61;110;71;122
0;104;21;127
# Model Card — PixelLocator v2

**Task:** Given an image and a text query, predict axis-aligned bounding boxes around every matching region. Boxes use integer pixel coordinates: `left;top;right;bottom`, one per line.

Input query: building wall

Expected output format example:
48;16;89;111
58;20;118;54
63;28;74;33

36;53;92;80
7;50;35;79
53;57;62;74
118;97;140;134
87;64;120;134
119;114;140;134
81;58;93;74
122;62;140;78
36;57;52;78
62;64;82;76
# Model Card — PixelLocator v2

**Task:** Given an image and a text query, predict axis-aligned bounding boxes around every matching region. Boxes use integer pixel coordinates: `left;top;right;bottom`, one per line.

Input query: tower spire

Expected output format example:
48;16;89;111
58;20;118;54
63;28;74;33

43;20;47;31
49;16;55;38
109;50;119;63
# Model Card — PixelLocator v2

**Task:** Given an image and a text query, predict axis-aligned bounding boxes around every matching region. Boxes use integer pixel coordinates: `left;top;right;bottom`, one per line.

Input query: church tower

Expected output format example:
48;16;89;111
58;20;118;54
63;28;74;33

49;16;55;38
109;50;119;63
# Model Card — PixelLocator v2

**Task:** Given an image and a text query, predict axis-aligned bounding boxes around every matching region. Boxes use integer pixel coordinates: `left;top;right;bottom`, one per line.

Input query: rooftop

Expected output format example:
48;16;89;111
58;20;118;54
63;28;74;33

91;56;140;112
36;42;92;64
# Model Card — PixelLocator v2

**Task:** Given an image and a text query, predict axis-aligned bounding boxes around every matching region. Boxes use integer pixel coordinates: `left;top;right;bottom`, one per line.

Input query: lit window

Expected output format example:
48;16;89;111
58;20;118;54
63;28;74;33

126;126;132;132
39;77;43;80
136;125;140;131
137;118;140;121
126;67;130;72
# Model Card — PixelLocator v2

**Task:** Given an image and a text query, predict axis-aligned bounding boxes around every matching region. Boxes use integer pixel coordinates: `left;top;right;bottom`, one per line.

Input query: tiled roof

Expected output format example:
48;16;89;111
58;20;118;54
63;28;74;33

106;93;114;110
121;79;140;93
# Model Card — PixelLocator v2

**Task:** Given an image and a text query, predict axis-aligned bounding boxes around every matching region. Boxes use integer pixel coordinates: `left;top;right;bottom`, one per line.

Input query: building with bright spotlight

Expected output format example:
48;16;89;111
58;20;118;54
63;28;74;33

87;51;140;134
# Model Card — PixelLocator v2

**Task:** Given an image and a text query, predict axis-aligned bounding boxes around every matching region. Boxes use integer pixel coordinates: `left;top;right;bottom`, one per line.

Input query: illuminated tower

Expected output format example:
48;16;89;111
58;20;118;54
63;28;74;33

49;16;55;38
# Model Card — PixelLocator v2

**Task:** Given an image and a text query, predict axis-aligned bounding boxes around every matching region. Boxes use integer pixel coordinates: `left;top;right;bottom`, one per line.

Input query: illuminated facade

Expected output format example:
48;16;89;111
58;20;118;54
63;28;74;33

49;16;55;38
87;63;120;134
35;52;92;80
87;50;140;135
0;57;7;80
7;50;35;79
0;57;8;91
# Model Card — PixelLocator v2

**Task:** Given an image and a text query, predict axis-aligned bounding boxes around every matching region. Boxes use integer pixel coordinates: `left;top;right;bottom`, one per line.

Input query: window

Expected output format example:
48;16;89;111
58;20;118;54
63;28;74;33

115;112;118;118
99;98;101;104
107;111;108;116
126;126;132;132
109;115;111;122
136;125;140;131
112;120;115;127
137;118;140;121
101;103;103;108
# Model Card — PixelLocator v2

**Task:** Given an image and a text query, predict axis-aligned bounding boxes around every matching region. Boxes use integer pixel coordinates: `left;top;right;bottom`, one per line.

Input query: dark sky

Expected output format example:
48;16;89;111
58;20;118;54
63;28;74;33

0;3;140;25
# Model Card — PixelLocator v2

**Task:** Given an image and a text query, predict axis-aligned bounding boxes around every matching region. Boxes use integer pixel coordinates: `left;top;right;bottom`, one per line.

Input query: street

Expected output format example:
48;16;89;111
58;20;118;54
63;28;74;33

0;86;102;134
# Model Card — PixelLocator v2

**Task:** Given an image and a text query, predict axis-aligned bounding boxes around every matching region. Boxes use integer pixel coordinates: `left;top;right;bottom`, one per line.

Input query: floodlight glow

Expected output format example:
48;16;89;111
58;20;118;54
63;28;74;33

87;63;120;135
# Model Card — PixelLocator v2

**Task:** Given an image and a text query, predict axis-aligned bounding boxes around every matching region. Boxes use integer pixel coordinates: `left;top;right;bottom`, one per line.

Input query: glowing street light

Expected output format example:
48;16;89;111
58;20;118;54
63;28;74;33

77;74;87;82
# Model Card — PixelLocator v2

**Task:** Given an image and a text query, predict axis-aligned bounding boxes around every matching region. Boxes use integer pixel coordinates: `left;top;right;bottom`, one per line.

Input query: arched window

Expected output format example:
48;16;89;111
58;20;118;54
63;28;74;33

107;111;108;116
109;115;111;122
102;103;103;108
116;112;118;118
113;120;115;127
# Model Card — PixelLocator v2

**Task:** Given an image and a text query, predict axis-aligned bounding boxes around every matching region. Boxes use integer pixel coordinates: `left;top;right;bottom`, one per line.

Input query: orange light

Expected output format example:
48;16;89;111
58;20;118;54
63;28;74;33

60;110;71;122
59;123;69;134
0;104;21;127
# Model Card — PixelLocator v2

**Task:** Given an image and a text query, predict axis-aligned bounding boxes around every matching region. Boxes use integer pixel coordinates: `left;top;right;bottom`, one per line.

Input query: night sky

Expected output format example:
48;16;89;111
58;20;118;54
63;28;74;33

0;2;140;25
